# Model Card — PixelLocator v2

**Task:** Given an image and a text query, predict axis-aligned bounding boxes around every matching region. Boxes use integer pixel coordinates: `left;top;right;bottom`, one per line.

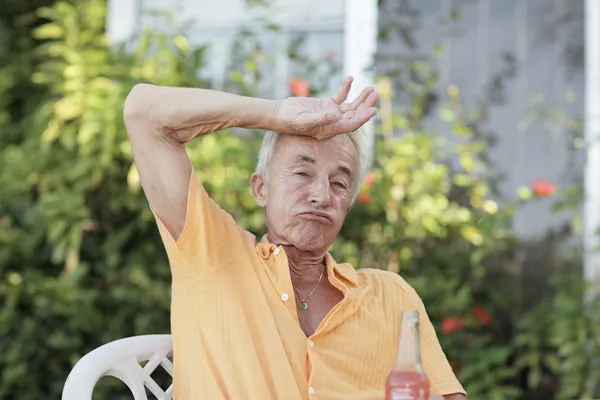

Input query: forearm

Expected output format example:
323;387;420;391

123;83;279;143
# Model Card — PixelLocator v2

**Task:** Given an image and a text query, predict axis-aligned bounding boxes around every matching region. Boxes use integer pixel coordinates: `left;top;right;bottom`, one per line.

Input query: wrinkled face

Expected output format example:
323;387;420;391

251;134;358;252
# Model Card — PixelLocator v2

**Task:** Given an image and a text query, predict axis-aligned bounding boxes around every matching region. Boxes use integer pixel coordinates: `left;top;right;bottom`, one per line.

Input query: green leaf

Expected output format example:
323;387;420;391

34;23;63;39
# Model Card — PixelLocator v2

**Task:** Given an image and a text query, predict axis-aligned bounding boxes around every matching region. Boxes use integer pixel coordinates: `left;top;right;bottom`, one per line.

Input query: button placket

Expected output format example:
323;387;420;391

268;246;299;320
306;336;317;399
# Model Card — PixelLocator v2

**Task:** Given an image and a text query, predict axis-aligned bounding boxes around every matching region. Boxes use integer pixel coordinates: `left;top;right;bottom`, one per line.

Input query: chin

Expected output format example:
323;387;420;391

292;241;325;252
289;230;332;252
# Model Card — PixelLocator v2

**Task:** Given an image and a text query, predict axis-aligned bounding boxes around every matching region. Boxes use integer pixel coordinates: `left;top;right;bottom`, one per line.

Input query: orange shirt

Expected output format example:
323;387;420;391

153;171;466;399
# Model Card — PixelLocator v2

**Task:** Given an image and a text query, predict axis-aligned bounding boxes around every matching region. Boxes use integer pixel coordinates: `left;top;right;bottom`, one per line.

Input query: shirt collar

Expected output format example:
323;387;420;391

257;234;359;287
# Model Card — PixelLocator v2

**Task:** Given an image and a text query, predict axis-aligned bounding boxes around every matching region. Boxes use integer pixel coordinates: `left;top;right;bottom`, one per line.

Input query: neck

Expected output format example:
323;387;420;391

284;245;326;283
266;235;327;287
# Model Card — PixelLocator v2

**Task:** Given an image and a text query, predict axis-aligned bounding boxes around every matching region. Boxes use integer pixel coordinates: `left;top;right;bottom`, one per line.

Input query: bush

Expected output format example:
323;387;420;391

0;1;199;398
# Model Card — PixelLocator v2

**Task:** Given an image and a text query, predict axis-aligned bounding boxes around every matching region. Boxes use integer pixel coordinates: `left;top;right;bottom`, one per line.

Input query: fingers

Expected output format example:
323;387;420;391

340;87;379;112
332;76;353;104
347;87;374;110
355;106;378;128
327;105;377;135
364;91;379;108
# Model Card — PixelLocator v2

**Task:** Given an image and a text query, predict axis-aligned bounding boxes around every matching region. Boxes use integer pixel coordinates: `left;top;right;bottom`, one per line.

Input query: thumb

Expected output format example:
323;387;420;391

317;109;341;125
299;109;338;126
303;111;338;131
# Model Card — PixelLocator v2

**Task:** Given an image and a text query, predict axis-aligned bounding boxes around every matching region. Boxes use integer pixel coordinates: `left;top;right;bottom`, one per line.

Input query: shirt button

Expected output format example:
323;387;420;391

281;293;289;301
309;386;315;395
273;247;280;255
308;340;315;348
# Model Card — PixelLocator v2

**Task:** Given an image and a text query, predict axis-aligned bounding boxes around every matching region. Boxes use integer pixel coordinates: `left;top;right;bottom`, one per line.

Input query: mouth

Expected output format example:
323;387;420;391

299;211;333;224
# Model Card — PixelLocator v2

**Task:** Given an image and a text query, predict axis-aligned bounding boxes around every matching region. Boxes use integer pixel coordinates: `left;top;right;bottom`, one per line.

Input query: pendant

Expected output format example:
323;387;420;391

300;302;308;310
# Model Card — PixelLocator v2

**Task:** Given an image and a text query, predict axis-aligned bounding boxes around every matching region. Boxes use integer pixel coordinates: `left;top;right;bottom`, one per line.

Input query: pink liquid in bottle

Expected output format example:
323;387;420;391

385;311;431;400
386;370;430;400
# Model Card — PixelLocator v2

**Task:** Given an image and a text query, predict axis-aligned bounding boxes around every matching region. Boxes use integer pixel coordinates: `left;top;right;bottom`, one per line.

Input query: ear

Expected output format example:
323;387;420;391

251;173;268;208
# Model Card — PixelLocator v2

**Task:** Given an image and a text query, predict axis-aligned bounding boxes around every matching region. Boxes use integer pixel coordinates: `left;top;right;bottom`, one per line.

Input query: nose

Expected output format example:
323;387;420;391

307;176;332;208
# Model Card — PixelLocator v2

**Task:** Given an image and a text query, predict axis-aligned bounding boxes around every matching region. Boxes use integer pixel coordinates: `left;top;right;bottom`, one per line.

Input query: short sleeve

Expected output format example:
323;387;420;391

152;168;255;278
417;298;467;397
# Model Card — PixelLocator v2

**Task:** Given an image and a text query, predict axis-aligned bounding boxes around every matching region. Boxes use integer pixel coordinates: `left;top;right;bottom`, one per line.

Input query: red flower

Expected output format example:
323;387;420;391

542;376;559;392
531;179;556;198
363;172;376;189
472;304;493;326
357;192;371;206
289;77;310;97
441;317;465;335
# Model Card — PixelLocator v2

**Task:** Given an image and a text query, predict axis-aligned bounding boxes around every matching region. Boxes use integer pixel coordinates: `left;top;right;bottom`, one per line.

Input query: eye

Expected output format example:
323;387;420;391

333;181;347;189
295;171;309;177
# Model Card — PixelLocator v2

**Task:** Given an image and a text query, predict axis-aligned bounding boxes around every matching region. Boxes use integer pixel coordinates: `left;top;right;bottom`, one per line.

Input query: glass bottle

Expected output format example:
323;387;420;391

385;310;430;400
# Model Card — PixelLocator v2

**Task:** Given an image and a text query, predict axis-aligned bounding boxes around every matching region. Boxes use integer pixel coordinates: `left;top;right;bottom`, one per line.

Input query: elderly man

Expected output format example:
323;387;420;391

124;77;467;400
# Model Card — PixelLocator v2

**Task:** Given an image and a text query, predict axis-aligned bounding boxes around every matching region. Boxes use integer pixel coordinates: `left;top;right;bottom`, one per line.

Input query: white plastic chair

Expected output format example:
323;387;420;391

62;334;173;400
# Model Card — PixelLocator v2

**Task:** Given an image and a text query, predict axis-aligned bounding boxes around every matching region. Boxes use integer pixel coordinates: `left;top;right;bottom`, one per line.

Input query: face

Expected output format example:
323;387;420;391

251;134;358;252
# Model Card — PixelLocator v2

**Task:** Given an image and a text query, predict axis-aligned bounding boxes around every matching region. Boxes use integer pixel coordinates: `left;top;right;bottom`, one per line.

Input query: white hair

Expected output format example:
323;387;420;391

254;130;368;202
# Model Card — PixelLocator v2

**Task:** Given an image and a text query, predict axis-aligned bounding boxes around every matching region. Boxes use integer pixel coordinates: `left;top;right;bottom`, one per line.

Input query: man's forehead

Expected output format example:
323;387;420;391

277;134;356;158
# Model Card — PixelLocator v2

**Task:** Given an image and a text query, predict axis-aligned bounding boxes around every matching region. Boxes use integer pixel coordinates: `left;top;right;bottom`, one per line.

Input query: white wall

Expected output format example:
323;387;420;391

109;0;347;95
584;0;600;287
344;0;378;167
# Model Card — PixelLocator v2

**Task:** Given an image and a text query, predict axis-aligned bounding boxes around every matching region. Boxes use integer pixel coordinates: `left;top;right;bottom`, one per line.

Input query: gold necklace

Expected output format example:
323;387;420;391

294;266;325;310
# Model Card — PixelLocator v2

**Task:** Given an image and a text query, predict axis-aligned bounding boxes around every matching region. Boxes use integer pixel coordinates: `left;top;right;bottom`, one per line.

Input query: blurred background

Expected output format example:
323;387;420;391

1;0;599;399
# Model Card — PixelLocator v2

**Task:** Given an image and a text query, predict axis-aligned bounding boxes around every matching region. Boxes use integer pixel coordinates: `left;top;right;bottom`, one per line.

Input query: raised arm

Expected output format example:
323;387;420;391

123;84;278;240
123;78;378;241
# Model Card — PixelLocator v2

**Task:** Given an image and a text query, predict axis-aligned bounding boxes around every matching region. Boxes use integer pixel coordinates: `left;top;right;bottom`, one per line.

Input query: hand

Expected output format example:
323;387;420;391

428;395;444;400
273;76;379;139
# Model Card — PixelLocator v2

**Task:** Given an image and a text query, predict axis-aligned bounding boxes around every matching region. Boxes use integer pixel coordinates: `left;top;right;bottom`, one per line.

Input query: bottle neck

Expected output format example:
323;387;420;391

393;311;424;373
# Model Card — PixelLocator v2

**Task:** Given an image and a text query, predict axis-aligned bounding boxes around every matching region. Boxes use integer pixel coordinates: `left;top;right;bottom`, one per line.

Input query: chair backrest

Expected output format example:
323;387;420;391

62;334;173;400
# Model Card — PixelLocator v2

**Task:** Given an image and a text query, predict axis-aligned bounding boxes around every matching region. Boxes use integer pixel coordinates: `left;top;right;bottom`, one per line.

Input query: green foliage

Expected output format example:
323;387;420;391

0;1;598;399
0;1;205;398
515;274;600;399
